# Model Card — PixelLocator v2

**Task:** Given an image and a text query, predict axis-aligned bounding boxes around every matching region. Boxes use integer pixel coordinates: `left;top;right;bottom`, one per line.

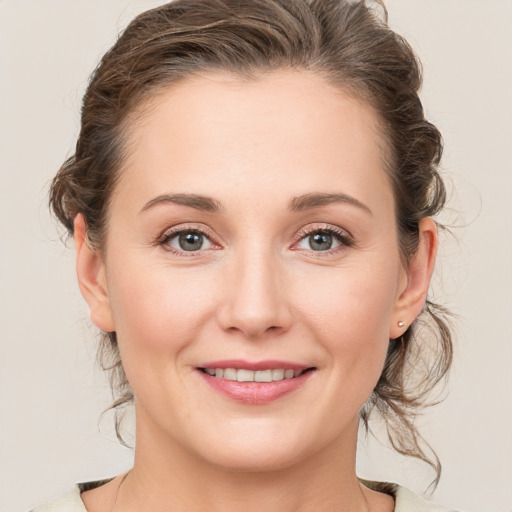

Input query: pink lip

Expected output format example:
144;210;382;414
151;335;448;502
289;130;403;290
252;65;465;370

196;361;316;405
197;359;311;371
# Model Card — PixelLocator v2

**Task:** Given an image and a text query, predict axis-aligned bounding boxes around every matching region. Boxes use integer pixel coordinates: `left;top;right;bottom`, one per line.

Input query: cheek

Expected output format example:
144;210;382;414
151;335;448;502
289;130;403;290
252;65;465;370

296;262;398;382
105;262;218;381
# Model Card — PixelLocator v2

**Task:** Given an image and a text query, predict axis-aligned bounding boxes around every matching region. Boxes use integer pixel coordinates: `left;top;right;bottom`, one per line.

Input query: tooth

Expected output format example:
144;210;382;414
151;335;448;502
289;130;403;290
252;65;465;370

254;370;273;382
284;369;295;379
272;369;284;381
223;368;237;381
237;369;255;382
207;367;303;381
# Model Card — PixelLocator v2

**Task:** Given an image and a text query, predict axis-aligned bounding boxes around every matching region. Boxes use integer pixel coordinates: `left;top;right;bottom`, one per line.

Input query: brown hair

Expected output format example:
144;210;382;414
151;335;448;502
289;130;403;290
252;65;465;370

50;0;452;487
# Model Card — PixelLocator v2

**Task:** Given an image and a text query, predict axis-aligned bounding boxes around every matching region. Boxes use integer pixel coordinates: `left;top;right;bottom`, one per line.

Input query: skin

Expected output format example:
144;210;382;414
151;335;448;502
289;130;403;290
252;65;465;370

75;70;437;512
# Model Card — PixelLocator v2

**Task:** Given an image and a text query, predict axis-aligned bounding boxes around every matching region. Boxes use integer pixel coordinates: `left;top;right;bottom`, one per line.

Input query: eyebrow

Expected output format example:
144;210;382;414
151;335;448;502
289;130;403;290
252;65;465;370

289;193;372;215
140;191;371;216
140;193;225;214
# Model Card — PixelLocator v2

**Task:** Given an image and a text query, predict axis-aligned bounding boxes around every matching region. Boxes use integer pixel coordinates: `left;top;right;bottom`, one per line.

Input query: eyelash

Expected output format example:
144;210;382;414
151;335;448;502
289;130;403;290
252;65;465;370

293;225;355;256
157;223;354;257
158;224;219;257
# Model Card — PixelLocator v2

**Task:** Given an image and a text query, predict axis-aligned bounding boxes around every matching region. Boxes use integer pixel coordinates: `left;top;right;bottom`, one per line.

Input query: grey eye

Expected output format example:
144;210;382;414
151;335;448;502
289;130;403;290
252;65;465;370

168;231;213;252
309;232;333;251
297;230;342;252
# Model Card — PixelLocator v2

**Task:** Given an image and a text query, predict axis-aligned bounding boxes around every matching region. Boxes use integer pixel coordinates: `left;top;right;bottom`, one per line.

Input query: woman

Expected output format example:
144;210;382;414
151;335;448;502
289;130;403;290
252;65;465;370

33;0;456;510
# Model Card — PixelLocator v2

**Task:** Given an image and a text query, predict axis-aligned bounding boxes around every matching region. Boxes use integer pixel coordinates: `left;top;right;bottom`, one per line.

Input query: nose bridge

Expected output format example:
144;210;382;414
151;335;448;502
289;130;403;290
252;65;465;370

219;236;292;338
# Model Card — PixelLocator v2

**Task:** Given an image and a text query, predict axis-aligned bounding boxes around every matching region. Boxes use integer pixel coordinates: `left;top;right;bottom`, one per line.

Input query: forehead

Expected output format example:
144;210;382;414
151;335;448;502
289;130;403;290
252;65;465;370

115;70;392;214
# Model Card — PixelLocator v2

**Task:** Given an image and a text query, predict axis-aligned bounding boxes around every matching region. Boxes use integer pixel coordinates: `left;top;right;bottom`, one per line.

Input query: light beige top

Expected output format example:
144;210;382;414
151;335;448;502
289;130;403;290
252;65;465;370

31;479;459;512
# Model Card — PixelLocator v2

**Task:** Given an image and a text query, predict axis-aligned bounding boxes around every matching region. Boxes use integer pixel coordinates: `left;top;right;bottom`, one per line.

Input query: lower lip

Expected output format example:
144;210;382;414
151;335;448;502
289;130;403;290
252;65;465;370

197;370;315;404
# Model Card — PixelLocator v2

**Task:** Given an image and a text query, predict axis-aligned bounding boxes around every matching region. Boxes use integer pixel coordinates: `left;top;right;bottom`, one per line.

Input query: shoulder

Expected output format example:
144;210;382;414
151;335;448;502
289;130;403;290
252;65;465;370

29;485;85;512
360;479;460;512
31;478;460;512
394;486;459;512
29;480;112;512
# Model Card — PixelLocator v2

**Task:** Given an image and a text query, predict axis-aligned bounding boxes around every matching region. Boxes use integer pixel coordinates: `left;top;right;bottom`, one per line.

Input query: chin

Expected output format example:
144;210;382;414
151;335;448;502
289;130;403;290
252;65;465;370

207;448;305;474
191;424;319;473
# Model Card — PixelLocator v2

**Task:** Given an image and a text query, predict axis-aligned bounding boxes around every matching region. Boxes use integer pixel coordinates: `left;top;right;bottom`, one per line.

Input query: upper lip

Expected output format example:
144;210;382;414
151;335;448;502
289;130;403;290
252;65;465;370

197;359;314;371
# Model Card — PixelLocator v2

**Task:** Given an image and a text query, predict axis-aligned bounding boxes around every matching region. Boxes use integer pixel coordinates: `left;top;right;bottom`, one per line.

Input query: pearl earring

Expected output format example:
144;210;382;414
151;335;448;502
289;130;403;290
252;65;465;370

398;321;405;328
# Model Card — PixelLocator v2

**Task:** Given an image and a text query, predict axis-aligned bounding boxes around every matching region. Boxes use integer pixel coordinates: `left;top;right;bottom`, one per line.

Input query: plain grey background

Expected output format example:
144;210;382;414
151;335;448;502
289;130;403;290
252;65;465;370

1;1;511;511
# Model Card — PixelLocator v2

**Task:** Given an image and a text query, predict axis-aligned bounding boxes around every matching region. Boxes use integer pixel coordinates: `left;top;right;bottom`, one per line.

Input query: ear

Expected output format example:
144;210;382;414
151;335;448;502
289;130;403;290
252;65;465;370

389;217;438;339
74;214;116;332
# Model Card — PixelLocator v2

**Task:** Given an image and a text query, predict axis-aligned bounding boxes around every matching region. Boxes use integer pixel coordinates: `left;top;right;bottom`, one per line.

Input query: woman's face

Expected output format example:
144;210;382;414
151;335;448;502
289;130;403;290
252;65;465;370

78;70;432;472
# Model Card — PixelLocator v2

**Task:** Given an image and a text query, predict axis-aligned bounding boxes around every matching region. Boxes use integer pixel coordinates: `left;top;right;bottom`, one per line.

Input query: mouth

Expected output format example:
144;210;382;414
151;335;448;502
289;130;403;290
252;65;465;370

196;360;317;404
198;367;314;382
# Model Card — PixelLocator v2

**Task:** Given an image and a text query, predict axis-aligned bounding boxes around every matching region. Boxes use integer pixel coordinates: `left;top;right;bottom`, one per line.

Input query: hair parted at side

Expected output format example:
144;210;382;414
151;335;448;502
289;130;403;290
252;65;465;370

50;0;452;487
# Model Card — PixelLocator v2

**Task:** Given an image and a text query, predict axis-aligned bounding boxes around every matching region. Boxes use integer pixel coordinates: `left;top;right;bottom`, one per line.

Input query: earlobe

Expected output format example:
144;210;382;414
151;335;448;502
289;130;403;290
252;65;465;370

74;214;116;332
390;217;438;339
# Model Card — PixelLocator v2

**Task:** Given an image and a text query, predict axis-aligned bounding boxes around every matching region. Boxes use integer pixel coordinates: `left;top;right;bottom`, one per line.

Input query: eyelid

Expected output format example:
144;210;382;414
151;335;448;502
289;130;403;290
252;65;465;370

158;223;222;255
291;223;355;253
156;222;354;257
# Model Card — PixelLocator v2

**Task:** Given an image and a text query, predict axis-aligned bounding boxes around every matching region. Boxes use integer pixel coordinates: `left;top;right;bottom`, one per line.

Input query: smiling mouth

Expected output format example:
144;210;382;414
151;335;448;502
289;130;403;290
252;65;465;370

198;367;316;382
197;364;317;404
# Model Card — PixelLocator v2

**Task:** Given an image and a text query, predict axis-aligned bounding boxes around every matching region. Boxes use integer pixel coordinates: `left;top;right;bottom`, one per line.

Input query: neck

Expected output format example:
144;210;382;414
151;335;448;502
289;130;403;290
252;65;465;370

114;407;375;512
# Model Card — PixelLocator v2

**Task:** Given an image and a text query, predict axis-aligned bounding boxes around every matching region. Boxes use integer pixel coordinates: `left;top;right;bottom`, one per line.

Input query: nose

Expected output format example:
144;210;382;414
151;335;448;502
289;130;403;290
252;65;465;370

217;245;293;340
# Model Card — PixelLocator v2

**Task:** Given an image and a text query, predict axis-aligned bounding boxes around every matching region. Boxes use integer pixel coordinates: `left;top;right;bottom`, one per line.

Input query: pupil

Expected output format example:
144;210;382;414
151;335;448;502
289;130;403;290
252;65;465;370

179;231;203;251
310;232;332;251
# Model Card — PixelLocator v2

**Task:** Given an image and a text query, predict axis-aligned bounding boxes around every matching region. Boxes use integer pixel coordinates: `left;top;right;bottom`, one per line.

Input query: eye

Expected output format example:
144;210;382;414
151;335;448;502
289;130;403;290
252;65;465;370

161;228;215;253
300;231;339;251
294;226;353;253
